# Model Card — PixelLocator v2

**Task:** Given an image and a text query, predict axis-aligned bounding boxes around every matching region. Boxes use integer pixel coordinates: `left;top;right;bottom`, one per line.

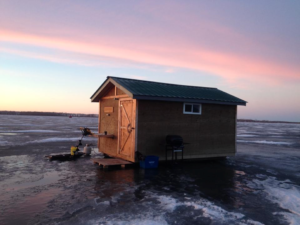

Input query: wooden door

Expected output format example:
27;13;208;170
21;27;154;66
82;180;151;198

118;99;136;162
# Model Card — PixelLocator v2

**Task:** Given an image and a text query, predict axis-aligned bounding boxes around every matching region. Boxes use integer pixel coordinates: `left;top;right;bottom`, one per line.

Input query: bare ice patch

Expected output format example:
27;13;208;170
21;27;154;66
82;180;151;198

6;171;61;191
0;141;9;146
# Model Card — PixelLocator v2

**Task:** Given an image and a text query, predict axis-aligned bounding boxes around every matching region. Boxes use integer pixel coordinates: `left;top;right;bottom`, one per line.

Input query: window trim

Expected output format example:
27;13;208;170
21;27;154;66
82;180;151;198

183;103;202;115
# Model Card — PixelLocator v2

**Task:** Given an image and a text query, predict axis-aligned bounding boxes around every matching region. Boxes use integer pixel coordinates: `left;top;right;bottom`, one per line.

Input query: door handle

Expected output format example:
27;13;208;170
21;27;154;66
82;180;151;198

127;124;134;133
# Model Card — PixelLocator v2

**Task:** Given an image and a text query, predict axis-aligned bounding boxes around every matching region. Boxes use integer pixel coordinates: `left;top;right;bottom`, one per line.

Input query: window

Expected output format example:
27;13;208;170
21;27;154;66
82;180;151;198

183;103;202;115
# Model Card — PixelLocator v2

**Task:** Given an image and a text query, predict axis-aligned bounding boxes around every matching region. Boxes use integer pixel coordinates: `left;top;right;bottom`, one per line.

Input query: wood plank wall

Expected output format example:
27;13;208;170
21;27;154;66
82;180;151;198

98;98;119;157
97;86;130;158
136;100;237;160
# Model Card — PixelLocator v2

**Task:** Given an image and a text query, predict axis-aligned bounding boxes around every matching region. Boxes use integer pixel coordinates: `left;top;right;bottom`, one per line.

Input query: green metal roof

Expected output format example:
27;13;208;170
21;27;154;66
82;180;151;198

91;76;247;106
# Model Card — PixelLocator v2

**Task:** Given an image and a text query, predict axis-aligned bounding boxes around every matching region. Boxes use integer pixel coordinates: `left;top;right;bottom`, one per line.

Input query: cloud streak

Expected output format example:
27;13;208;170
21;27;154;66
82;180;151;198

2;29;299;87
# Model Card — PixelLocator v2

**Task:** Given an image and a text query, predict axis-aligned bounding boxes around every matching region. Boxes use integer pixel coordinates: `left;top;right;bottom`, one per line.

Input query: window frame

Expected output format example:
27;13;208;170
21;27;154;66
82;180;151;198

183;103;202;115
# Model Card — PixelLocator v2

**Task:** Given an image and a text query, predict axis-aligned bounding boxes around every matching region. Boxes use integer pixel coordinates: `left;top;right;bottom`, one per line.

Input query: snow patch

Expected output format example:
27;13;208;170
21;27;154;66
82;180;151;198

256;174;267;179
248;177;300;224
184;200;244;221
94;197;110;206
155;194;246;222
239;219;264;225
28;137;95;143
237;134;257;137
157;195;179;212
275;212;300;225
237;140;293;145
88;216;168;225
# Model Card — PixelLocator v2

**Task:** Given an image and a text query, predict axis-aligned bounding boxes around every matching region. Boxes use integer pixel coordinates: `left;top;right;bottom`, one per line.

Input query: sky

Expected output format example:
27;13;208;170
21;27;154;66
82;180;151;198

0;0;299;122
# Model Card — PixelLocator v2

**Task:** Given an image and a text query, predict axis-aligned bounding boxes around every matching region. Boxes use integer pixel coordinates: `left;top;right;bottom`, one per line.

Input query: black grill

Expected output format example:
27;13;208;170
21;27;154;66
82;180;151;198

166;135;183;148
165;135;185;161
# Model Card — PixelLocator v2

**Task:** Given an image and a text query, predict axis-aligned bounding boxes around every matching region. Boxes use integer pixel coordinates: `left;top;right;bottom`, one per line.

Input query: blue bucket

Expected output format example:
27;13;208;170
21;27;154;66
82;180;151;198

140;155;159;169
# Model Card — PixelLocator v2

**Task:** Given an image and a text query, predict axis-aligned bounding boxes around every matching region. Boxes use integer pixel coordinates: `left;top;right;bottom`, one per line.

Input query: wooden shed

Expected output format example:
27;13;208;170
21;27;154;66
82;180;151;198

90;76;247;162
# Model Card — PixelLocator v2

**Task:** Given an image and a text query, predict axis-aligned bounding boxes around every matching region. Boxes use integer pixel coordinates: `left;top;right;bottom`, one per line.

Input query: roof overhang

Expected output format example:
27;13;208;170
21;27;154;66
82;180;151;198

90;77;133;102
133;95;247;106
91;76;247;106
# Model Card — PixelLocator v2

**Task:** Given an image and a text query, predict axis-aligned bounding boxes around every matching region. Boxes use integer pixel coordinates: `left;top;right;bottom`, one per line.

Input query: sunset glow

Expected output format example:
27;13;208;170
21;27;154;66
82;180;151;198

1;1;300;121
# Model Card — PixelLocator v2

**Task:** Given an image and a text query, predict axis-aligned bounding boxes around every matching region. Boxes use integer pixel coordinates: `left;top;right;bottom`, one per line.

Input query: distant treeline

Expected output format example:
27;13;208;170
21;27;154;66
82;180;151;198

238;119;300;124
1;111;298;123
0;111;98;117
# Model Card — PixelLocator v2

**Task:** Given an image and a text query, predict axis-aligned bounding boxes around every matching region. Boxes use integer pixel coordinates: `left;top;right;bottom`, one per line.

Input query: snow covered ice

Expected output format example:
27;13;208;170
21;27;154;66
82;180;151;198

0;115;299;225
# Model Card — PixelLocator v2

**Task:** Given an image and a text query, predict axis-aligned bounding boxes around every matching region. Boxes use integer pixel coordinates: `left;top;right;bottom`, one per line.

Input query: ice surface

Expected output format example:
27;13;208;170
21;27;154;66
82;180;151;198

1;116;300;225
0;130;59;133
0;141;9;146
237;122;300;150
0;115;98;148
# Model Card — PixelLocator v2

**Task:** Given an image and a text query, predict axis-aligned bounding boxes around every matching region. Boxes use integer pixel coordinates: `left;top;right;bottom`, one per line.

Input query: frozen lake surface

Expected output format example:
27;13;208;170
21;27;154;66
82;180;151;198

0;115;299;225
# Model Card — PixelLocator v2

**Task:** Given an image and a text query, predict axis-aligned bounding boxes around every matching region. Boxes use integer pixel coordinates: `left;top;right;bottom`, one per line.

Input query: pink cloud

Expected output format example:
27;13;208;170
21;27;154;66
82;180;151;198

1;29;299;87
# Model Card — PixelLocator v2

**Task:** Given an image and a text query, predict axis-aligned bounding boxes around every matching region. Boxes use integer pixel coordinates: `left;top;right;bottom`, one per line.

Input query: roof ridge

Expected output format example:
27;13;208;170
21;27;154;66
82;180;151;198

108;76;217;90
91;76;247;105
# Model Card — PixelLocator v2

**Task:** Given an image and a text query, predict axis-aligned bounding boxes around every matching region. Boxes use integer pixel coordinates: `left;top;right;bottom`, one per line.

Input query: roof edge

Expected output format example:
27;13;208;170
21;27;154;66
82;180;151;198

91;76;247;105
107;76;217;90
90;77;110;101
133;95;247;106
90;76;133;102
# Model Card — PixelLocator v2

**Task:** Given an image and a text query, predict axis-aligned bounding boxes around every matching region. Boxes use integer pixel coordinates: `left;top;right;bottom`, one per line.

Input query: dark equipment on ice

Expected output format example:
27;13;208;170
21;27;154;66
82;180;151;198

165;135;186;161
45;127;94;161
70;127;93;155
80;127;93;136
166;135;183;148
45;151;85;160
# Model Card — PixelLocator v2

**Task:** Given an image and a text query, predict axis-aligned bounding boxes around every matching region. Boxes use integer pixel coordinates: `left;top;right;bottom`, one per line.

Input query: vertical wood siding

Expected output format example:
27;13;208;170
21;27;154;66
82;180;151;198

137;100;237;160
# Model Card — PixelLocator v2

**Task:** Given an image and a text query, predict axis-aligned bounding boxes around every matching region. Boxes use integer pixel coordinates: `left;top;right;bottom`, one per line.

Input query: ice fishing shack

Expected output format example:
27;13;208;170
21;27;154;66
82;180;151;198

90;76;247;163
